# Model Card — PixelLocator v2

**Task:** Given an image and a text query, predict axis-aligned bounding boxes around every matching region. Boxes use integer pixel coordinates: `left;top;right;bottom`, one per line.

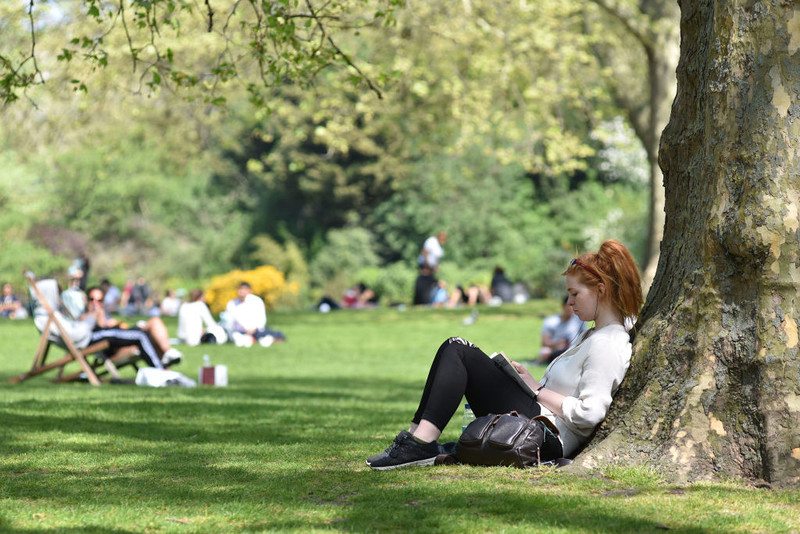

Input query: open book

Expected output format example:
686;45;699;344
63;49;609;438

490;352;537;399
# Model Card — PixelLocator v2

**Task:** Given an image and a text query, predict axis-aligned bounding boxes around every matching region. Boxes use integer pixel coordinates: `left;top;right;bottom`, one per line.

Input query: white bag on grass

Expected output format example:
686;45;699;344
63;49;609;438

135;367;197;387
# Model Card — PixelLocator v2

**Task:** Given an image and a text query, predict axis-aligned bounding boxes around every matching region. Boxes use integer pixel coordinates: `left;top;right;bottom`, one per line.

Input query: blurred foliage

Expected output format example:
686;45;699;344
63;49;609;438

354;262;416;305
0;0;405;106
0;0;657;308
308;227;381;300
248;235;310;289
204;265;298;315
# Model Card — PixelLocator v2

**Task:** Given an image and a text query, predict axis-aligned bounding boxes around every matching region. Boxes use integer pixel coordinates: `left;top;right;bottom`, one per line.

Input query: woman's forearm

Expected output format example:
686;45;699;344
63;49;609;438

512;360;566;418
535;387;565;418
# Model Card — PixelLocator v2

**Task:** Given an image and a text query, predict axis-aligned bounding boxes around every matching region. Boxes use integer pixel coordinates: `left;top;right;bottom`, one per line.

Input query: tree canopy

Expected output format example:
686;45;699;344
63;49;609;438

1;0;651;302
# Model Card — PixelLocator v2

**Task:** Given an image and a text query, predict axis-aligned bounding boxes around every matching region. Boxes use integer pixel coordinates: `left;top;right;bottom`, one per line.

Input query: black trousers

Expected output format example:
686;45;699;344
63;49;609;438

412;337;565;461
412;337;541;430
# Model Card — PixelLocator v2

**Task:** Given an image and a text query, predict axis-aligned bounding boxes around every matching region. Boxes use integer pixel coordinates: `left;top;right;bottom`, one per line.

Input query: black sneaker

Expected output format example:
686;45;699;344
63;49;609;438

366;430;439;470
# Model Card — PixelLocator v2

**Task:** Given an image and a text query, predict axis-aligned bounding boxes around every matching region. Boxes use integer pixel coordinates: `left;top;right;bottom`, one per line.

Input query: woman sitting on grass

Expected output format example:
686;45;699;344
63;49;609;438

366;239;644;470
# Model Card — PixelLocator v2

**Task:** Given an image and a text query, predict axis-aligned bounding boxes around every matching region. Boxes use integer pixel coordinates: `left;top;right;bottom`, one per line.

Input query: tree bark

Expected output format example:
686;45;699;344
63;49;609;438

575;0;800;486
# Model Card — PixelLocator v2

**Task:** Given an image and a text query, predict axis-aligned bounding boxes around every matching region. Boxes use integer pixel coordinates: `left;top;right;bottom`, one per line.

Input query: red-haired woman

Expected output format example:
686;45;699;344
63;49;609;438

367;239;644;470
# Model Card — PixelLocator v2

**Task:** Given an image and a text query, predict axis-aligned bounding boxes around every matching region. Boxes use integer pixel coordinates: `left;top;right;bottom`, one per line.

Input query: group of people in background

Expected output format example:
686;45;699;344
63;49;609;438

175;282;289;348
10;231;578;365
100;276;180;318
412;231;530;309
16;257;288;377
312;229;543;319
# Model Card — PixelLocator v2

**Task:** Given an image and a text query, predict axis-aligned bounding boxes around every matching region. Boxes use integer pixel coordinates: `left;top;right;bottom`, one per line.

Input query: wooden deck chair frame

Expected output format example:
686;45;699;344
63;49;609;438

9;273;138;386
55;346;142;383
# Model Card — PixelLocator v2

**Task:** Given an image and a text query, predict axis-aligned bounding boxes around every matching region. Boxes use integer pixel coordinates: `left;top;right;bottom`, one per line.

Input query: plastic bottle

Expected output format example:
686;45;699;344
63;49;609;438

462;403;475;432
203;354;211;368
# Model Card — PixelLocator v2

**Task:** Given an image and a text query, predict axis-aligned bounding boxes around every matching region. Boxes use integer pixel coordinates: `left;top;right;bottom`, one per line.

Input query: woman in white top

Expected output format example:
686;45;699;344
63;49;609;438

177;289;220;346
367;239;644;470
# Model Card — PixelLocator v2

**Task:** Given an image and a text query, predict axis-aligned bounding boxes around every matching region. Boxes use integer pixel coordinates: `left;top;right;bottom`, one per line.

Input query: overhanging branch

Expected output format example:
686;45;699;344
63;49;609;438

588;0;654;50
305;0;383;100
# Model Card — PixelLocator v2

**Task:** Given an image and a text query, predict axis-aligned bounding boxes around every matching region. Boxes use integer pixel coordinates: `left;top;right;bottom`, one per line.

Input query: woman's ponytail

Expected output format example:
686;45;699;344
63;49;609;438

596;240;643;320
566;239;644;321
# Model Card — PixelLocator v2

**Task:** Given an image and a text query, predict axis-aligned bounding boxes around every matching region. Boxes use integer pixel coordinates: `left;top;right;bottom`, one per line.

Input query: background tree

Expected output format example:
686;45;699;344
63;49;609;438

578;0;800;486
587;0;680;290
0;0;652;302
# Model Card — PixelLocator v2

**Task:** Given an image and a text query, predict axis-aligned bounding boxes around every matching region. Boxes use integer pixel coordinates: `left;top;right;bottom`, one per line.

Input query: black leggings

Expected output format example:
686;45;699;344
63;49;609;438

412;337;541;430
90;327;163;369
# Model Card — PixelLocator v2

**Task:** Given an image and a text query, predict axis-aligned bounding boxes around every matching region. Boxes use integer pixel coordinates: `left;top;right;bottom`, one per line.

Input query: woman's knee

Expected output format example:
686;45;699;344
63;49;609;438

444;336;476;349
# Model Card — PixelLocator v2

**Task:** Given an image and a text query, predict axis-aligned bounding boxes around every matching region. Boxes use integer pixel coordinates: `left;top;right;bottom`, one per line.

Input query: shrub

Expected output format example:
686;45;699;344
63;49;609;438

248;236;309;309
355;262;416;305
308;227;381;300
204;265;298;315
309;228;380;286
248;235;310;290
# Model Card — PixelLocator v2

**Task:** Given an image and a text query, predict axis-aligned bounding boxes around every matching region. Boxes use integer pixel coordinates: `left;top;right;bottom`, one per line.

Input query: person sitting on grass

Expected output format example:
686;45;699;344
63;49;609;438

178;288;227;346
1;282;25;319
536;295;587;365
446;283;492;309
84;286;184;368
341;283;379;309
366;239;643;470
225;282;286;347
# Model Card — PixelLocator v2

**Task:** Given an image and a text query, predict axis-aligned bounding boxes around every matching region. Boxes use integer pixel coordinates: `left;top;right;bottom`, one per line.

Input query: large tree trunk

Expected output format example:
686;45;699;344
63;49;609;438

575;0;800;486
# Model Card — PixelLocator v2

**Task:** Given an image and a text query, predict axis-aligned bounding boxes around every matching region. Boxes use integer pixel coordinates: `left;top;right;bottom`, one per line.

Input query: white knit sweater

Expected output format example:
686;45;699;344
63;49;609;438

538;323;631;457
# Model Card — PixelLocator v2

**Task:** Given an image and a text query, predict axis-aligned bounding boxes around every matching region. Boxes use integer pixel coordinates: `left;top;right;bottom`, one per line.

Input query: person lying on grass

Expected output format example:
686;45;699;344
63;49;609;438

366;239;644;470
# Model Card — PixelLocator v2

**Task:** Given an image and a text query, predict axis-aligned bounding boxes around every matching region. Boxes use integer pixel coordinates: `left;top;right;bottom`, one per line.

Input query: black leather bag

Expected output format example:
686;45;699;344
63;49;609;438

455;411;562;468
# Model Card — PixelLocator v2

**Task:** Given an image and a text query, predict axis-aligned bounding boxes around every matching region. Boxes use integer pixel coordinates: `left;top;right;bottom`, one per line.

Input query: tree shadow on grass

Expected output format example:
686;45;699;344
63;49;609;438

17;370;716;532
0;464;727;532
0;520;137;534
0;374;424;452
0;525;136;534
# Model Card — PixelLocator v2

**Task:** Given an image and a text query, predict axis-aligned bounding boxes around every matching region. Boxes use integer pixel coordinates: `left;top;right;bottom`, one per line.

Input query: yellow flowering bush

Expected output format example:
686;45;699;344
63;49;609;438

204;265;299;315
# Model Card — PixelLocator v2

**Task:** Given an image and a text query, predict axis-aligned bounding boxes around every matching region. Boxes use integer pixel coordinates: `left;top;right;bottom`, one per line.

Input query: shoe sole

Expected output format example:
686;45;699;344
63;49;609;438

366;456;437;470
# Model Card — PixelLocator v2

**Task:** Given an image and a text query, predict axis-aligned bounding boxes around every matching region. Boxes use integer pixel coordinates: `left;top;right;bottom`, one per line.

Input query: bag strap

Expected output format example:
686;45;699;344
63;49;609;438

532;415;560;436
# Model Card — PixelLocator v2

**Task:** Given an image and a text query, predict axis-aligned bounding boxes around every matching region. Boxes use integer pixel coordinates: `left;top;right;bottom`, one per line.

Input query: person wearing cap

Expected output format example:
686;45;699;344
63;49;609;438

61;265;88;319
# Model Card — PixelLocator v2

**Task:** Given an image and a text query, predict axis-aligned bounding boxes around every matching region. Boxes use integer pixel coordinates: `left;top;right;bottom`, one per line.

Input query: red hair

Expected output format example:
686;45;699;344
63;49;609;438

564;239;643;320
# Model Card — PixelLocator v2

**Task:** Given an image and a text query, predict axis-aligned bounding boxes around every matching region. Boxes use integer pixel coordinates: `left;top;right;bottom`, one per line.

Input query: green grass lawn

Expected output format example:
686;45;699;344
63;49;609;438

1;303;798;533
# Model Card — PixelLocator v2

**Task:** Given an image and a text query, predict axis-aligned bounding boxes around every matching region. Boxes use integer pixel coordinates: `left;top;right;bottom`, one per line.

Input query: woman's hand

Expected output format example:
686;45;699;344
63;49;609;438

510;360;540;391
511;360;565;416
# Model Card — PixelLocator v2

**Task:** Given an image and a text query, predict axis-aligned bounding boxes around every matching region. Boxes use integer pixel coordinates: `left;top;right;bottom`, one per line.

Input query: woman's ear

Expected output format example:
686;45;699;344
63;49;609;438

597;283;605;296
